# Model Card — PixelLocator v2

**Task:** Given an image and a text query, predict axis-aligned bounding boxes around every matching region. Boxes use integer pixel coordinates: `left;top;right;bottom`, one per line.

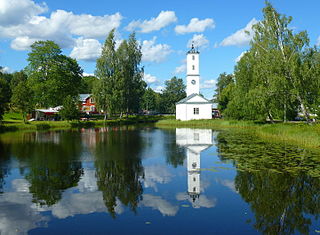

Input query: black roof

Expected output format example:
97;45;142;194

187;43;199;54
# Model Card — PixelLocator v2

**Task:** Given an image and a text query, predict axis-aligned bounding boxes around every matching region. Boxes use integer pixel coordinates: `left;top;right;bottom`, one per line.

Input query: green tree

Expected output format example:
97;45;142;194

94;30;146;118
141;87;159;112
11;81;33;123
10;71;27;89
159;77;186;113
122;33;146;114
0;70;11;121
59;95;80;121
94;29;118;119
79;75;98;94
214;73;234;112
225;2;320;122
26;40;83;108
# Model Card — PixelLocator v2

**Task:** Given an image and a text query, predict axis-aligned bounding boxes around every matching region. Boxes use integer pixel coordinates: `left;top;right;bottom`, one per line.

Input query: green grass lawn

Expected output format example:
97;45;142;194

1;112;167;132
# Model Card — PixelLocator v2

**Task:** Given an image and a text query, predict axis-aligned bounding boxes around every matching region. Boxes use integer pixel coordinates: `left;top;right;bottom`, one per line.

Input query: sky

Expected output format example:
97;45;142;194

1;0;320;99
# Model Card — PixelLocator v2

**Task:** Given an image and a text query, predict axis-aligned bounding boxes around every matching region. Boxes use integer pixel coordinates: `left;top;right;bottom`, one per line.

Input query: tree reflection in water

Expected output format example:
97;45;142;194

94;127;144;218
11;131;83;206
162;129;186;168
216;130;320;235
0;140;10;193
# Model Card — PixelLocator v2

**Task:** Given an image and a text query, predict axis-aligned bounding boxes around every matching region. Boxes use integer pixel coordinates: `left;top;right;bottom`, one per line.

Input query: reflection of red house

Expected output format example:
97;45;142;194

80;94;97;114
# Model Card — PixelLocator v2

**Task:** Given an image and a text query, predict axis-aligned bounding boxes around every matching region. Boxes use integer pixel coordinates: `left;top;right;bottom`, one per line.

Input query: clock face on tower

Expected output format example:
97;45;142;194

191;79;196;85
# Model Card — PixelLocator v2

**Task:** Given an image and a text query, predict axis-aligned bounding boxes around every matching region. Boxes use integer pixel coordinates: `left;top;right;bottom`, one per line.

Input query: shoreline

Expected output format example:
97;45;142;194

0;116;164;133
2;116;320;151
155;119;320;150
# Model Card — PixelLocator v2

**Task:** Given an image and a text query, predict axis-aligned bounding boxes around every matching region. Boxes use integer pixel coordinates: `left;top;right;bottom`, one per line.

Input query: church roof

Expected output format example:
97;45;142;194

187;43;199;54
176;93;213;104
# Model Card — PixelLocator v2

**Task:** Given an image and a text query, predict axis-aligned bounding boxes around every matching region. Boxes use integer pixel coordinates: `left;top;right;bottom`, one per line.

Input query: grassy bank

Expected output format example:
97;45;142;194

1;113;168;133
156;119;320;150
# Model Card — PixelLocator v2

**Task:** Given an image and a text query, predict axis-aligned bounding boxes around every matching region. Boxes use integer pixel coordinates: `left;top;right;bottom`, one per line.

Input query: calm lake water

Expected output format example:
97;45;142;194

0;126;320;235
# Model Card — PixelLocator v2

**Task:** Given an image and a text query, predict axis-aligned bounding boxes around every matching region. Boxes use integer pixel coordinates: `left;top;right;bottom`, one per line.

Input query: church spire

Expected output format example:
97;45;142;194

187;42;199;54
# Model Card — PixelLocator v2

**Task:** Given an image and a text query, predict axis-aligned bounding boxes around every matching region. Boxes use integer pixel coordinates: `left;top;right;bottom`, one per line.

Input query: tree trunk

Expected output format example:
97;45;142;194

23;112;26;124
283;102;287;123
297;95;311;123
268;111;275;123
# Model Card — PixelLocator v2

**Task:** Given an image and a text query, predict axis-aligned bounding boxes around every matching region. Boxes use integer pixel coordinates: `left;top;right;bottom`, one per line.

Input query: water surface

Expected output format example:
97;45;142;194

0;127;320;234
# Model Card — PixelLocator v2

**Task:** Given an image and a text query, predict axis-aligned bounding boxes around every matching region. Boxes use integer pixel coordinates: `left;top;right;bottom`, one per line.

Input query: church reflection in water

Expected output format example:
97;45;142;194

176;128;213;206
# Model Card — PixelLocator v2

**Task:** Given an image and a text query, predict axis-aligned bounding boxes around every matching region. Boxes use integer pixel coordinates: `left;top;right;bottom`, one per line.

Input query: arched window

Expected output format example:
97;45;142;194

192;65;195;70
192;55;195;60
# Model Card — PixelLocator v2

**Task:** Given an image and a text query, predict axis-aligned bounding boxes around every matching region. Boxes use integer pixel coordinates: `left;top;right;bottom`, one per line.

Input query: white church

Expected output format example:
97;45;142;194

176;45;213;121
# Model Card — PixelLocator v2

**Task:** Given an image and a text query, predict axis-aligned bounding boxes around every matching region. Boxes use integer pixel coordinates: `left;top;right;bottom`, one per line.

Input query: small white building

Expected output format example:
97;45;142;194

176;45;213;121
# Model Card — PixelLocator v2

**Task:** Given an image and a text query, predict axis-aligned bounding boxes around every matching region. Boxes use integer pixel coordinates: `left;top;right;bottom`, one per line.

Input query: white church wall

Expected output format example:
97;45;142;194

186;103;212;120
176;104;187;120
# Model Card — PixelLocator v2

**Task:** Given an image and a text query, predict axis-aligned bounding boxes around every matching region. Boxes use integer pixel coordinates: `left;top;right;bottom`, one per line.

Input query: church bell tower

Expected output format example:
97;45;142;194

186;44;200;97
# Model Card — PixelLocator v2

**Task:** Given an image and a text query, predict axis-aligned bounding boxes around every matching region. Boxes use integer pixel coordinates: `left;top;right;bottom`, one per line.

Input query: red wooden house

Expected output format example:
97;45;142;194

80;94;97;114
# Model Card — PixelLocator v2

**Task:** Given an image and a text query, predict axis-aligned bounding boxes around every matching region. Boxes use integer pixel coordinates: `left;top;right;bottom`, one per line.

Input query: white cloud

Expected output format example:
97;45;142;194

83;72;94;77
0;181;49;234
0;0;48;26
10;36;39;50
143;165;173;191
217;179;238;193
235;51;246;62
175;18;215;34
11;179;30;193
70;37;102;61
200;79;216;89
153;85;164;93
126;11;177;33
0;5;122;51
0;66;12;73
174;64;186;74
51;191;124;219
140;194;178;216
141;37;172;63
66;12;122;38
220;18;258;47
187;34;209;49
143;73;158;85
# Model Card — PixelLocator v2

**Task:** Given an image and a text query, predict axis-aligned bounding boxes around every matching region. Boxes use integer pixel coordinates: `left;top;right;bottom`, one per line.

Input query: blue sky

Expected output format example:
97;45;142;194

1;0;320;98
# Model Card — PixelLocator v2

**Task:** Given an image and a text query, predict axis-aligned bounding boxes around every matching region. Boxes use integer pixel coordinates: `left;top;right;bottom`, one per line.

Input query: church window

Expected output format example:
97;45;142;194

194;108;199;115
192;65;195;70
192;55;195;60
193;177;196;182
